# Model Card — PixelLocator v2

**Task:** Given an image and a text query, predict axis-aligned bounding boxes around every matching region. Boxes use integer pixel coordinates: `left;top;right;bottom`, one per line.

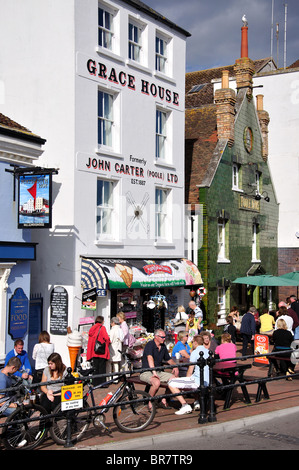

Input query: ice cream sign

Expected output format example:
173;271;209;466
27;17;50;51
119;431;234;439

81;287;97;310
81;258;203;290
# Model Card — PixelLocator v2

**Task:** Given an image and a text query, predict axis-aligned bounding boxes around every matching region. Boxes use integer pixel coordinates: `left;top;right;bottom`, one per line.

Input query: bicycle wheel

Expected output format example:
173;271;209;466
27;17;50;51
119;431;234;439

2;404;48;451
113;390;156;433
49;402;91;446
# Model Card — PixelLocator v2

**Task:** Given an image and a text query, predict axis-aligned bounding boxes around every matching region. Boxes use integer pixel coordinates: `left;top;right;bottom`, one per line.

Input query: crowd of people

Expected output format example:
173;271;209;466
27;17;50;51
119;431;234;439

1;295;299;419
0;312;135;415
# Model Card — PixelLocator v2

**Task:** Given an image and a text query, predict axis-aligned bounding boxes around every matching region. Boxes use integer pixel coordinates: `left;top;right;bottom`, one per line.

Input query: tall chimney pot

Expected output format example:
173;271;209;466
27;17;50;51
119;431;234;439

241;26;248;58
222;70;230;89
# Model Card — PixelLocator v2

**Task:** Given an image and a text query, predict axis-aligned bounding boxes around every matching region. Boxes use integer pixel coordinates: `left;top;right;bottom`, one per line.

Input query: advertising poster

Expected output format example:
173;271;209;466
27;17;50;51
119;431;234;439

18;174;52;228
81;287;97;310
254;334;269;364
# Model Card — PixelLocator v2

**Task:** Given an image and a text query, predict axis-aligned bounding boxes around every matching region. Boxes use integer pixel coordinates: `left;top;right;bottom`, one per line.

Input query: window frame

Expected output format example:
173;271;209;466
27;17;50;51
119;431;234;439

156;109;167;160
155;187;170;240
155;35;167;73
232;162;242;191
96;178;116;240
217;217;230;263
98;6;114;51
128;20;142;62
252;223;261;262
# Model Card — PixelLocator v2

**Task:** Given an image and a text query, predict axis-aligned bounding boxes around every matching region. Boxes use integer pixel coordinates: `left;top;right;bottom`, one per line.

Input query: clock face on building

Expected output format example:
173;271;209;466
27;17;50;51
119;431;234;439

244;126;253;153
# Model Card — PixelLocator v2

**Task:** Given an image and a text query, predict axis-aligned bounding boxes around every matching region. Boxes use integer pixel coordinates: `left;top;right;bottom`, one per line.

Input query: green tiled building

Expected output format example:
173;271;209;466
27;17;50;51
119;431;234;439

185;47;279;327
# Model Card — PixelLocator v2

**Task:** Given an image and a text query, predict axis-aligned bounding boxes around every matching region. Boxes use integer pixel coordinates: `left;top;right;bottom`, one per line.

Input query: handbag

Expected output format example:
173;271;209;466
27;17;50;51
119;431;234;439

94;325;106;355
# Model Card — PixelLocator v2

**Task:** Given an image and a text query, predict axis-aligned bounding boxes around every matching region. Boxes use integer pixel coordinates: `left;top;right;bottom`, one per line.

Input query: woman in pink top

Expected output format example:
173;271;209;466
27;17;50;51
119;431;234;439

215;333;237;375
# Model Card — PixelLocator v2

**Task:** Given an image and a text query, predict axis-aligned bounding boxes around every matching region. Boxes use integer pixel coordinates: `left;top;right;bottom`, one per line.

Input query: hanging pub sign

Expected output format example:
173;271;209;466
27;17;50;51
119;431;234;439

18;173;53;228
81;287;97;310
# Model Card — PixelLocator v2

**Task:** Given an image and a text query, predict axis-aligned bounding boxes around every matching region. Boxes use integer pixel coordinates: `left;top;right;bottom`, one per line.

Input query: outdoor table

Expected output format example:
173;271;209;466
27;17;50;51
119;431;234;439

213;362;252;409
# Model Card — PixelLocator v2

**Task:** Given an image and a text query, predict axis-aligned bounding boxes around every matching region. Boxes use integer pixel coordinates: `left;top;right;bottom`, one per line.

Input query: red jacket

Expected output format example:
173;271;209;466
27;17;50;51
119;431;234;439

87;323;111;361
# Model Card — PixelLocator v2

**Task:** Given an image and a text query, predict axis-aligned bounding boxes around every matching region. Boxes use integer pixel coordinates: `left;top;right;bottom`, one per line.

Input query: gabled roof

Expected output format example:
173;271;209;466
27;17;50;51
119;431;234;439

186;58;275;108
0;113;46;145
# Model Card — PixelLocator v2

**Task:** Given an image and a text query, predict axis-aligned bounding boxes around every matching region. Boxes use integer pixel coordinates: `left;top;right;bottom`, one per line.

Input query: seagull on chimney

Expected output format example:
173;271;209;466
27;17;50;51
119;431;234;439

242;14;248;26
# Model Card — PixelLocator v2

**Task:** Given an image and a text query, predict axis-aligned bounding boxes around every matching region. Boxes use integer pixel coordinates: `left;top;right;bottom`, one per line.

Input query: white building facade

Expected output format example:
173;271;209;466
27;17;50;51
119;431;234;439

0;0;201;365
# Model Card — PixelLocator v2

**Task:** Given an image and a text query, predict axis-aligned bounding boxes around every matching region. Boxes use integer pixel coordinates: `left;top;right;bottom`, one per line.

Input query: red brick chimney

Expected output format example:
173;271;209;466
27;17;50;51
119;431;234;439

256;94;270;161
214;70;236;147
234;21;255;96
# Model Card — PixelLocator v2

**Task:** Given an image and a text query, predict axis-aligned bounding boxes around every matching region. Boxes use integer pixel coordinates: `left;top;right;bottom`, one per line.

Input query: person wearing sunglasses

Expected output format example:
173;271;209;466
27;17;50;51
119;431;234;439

140;329;180;410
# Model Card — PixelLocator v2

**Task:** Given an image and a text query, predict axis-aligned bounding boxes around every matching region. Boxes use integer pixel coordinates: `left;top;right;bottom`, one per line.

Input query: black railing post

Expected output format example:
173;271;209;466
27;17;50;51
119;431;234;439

197;351;208;424
207;350;217;422
63;367;76;448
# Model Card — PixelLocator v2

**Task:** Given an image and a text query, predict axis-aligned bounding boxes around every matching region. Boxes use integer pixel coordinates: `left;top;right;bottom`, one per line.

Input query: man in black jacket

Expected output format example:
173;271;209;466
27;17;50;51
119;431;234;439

240;307;256;357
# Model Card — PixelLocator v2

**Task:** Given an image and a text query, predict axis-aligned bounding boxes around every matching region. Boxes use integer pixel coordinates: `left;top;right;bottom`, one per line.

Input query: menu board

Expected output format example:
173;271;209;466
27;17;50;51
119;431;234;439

50;286;68;335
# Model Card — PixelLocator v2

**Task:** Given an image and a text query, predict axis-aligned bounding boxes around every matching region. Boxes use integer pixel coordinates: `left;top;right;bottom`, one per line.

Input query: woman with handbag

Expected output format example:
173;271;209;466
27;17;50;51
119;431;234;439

87;316;111;386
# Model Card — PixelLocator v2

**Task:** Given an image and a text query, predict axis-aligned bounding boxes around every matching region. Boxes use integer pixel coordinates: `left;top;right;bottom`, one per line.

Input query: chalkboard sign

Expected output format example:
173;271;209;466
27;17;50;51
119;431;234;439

50;286;68;335
9;288;29;339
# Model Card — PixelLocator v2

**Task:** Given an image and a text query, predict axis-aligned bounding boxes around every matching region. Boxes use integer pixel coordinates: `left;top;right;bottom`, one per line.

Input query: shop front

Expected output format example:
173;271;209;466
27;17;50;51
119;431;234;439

80;257;203;333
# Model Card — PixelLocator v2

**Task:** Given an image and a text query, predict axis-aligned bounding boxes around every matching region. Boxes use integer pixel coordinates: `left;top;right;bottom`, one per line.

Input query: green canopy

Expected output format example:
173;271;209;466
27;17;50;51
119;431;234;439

279;271;299;282
232;274;299;287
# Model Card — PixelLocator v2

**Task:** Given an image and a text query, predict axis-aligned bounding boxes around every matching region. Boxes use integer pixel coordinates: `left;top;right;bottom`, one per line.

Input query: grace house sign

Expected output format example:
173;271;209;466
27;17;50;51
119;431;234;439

76;53;181;108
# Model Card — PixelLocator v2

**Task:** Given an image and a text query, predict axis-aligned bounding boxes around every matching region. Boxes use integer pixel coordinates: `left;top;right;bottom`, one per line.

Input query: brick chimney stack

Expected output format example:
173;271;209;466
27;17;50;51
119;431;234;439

256;94;270;161
234;22;255;96
214;70;236;147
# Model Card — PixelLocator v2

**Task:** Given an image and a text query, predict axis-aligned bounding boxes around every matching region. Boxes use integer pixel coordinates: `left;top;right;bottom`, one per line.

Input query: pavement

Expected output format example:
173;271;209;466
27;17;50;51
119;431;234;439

33;341;299;451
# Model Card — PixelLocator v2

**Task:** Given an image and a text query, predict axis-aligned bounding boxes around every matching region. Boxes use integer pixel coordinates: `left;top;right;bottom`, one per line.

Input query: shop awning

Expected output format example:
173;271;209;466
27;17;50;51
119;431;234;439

81;257;203;291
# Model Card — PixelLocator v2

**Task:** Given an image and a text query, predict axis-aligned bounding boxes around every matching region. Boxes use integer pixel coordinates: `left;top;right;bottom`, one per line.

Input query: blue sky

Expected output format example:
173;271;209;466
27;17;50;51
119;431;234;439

145;0;299;72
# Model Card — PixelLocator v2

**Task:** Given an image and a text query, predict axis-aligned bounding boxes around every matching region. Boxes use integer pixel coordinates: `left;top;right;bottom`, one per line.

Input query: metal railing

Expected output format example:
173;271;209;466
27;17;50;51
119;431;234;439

0;347;297;447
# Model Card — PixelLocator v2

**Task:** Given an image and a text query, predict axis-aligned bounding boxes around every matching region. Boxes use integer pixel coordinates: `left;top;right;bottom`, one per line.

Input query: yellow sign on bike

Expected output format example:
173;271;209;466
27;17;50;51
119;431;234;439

61;383;83;411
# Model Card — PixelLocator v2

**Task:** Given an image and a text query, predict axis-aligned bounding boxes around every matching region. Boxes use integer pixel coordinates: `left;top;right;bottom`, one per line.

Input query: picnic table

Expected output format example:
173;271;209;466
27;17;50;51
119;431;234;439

213;362;252;409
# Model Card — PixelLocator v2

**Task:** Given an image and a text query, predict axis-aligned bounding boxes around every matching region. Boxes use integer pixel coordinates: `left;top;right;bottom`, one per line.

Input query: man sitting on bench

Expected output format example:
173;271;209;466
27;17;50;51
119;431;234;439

140;329;180;410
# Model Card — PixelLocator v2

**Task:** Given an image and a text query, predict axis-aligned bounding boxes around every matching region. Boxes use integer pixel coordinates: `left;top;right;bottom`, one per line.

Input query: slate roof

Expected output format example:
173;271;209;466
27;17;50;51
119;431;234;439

186;58;274;108
120;0;191;37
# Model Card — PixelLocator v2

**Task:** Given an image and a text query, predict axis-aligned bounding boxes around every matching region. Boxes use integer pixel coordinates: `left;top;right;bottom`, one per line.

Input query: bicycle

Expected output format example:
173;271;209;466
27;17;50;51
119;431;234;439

1;380;48;451
49;353;156;446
